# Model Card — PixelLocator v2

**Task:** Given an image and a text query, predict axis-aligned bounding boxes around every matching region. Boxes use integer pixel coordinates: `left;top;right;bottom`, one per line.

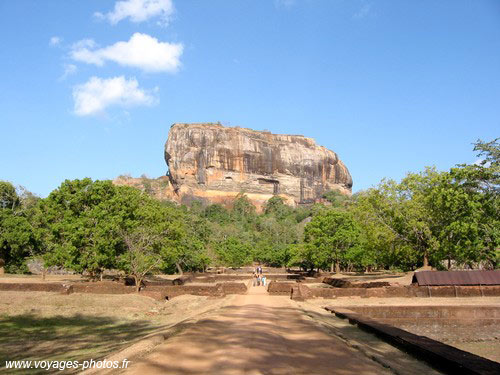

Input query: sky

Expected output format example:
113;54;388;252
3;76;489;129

1;0;499;197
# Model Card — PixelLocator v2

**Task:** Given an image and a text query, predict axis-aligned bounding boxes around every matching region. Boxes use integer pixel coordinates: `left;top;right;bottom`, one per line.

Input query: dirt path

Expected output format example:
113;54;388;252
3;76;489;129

123;285;392;375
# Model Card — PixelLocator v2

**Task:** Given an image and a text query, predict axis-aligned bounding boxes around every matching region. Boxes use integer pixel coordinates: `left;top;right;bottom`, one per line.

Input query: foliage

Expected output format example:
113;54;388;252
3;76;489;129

214;237;252;268
304;209;361;272
119;226;166;292
1;138;498;274
0;181;20;210
264;196;293;220
34;179;132;278
322;189;351;209
0;181;38;273
25;179;209;279
0;210;35;273
203;204;231;224
232;193;256;222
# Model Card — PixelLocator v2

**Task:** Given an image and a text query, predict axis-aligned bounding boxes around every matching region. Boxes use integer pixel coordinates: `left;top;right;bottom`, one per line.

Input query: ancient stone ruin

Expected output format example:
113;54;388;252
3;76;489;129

164;123;352;208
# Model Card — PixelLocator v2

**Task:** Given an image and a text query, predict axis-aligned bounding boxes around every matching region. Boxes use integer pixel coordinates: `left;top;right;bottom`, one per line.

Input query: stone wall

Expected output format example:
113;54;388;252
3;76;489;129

3;280;498;300
267;281;294;295
310;285;500;298
0;282;72;294
273;282;500;299
186;274;303;283
221;282;248;295
140;282;247;300
326;307;500;374
0;281;247;299
322;277;390;288
333;305;500;342
71;282;136;294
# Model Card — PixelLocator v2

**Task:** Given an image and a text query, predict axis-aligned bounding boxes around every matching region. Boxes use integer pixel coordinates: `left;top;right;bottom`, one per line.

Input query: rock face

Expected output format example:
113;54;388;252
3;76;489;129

164;123;352;208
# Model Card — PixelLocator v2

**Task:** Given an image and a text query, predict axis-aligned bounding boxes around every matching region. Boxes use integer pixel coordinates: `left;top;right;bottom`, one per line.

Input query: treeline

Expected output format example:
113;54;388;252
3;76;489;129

0;139;498;280
301;138;498;272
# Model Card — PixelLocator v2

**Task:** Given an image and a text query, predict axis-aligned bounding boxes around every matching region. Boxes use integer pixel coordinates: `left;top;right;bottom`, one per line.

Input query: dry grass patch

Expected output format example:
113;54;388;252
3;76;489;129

0;314;159;374
0;292;233;374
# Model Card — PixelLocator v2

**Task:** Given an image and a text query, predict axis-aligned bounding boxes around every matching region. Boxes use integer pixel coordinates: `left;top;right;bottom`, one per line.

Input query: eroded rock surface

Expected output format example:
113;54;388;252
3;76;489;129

164;123;352;208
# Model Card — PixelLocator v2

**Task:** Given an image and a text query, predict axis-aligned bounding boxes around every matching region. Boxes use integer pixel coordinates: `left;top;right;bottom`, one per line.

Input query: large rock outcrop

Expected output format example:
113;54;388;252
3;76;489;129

163;123;352;208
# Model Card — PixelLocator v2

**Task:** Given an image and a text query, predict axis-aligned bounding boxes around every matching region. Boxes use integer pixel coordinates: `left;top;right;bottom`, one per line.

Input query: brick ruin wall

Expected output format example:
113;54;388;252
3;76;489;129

337;305;500;342
0;281;248;300
269;282;500;299
326;306;500;374
2;280;500;300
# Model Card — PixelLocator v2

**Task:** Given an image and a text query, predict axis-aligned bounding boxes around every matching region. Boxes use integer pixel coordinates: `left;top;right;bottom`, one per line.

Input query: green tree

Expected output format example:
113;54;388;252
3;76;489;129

254;214;297;266
0;210;36;273
288;243;320;272
322;189;351;209
36;179;134;278
232;193;256;223
425;164;499;269
473;138;499;175
119;226;166;292
350;191;399;270
304;209;361;273
0;182;38;273
215;237;252;268
357;174;439;270
264;196;293;220
203;204;231;224
0;181;20;210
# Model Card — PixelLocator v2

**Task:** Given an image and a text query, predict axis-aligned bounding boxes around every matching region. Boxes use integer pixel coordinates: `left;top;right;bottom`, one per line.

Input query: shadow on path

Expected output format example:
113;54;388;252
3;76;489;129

125;297;390;375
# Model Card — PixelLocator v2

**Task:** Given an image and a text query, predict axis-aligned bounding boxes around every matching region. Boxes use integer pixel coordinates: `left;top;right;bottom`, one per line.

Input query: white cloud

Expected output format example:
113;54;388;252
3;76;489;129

72;39;97;50
70;33;183;73
95;0;174;25
59;63;77;81
73;76;157;116
49;36;62;46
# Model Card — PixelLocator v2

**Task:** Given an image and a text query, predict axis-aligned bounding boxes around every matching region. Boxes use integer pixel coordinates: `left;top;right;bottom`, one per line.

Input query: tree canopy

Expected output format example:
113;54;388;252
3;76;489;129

1;138;498;276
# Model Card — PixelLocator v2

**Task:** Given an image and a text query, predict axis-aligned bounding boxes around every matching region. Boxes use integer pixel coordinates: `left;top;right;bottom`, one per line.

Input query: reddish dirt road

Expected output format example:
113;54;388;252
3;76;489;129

123;285;392;375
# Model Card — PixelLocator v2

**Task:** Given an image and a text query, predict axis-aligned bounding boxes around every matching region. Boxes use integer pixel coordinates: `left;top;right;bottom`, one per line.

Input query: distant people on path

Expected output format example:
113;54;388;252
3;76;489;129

252;268;266;287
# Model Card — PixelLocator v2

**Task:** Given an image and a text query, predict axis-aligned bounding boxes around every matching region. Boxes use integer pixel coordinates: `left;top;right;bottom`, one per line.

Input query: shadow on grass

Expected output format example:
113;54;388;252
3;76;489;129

0;314;164;374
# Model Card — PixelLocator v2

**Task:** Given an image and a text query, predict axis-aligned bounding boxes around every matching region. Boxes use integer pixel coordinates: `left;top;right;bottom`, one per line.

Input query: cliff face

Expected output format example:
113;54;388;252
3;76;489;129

164;123;352;208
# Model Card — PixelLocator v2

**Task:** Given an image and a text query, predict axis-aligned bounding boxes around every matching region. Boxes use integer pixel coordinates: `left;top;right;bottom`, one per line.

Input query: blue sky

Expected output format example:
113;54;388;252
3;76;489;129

1;0;499;197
